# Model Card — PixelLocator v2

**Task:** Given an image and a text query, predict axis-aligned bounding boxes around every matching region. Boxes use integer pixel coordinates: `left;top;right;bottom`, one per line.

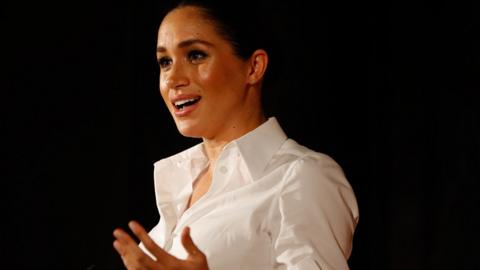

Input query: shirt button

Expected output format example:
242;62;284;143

219;166;228;174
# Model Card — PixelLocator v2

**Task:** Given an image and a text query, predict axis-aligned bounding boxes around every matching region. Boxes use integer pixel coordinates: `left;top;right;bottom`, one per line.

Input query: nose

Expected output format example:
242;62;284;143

163;62;189;90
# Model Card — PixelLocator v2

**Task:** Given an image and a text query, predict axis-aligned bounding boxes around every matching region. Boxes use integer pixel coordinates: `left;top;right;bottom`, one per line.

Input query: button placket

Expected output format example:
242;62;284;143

172;147;234;235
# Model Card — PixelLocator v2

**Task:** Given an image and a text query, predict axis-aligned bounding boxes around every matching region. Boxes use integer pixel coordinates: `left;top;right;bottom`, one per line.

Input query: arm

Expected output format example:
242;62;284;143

272;156;359;270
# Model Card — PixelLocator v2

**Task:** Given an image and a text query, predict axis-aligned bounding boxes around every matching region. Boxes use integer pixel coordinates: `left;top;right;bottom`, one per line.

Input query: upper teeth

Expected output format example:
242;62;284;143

175;98;197;107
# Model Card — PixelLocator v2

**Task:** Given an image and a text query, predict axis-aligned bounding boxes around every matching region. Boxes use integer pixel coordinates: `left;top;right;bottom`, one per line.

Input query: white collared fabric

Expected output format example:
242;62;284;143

142;117;359;270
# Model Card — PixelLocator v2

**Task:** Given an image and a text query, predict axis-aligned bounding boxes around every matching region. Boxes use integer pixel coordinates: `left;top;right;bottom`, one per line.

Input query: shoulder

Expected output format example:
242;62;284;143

276;139;346;177
274;139;353;192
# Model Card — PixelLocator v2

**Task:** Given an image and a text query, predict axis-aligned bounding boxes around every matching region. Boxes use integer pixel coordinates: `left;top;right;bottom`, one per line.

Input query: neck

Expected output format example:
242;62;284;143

203;111;266;166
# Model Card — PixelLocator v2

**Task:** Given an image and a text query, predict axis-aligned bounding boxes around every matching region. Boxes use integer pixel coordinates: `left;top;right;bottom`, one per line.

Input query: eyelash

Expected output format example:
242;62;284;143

188;50;207;62
157;50;208;70
158;57;172;69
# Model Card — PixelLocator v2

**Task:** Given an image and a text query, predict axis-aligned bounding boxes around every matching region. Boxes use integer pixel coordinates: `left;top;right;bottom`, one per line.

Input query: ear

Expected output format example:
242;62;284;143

246;49;269;85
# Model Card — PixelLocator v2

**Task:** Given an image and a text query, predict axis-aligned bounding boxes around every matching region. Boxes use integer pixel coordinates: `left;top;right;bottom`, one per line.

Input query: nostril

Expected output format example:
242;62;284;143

165;72;189;89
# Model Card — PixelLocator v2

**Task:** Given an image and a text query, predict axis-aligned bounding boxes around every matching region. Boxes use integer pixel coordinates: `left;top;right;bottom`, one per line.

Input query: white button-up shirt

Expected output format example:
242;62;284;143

143;117;359;270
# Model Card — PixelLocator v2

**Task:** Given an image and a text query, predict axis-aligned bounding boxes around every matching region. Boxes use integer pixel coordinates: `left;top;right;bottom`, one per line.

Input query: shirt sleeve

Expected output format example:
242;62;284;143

271;155;359;270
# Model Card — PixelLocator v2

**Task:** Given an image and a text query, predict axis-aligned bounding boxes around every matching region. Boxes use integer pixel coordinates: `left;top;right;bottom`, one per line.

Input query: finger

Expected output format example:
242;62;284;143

181;227;203;258
113;228;158;269
113;228;138;246
113;239;126;257
113;228;144;257
128;220;173;261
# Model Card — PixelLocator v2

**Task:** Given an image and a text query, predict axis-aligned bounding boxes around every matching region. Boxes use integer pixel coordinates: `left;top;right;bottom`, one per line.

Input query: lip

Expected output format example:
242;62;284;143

171;94;201;117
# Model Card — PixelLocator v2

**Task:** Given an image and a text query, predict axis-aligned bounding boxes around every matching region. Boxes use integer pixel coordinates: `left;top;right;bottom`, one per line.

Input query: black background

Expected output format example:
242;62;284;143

3;0;479;269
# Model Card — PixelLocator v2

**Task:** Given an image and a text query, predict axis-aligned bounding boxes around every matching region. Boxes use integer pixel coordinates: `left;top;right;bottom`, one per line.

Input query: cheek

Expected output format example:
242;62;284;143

198;61;232;88
159;81;170;108
197;66;216;87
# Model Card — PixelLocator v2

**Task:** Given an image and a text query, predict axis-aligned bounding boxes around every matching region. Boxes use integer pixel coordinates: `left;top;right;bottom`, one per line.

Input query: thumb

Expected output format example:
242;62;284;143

181;227;203;258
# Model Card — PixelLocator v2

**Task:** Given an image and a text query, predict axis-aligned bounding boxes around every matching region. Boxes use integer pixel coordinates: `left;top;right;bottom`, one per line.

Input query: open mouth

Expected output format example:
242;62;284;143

174;97;201;110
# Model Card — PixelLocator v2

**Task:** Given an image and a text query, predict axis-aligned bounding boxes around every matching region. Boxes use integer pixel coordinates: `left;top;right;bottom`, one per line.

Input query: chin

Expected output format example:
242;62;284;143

175;120;204;138
177;129;202;138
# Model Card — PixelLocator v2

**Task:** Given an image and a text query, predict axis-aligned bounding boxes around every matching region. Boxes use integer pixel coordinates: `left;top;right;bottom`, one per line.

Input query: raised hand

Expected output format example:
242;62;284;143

113;221;209;270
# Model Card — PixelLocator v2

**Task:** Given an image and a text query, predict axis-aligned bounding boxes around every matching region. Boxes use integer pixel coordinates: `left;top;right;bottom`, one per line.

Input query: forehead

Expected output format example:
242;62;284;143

157;6;222;48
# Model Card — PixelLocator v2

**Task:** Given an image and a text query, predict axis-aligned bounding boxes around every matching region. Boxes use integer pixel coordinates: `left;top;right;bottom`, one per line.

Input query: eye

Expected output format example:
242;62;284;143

157;56;172;69
188;50;208;63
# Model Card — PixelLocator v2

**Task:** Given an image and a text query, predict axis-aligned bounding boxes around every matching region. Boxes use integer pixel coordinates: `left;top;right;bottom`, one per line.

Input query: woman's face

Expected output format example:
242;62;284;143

157;6;252;139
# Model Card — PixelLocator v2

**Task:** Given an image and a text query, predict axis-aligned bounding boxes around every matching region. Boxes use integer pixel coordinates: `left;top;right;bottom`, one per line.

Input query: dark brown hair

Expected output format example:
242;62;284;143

162;0;281;94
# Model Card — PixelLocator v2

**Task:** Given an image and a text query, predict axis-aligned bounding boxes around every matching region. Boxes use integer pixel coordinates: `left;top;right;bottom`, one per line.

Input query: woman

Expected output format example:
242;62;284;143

113;1;359;269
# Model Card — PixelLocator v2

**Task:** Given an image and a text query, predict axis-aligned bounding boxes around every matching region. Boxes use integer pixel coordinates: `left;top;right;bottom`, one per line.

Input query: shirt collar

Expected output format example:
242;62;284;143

153;117;288;202
153;143;207;205
230;117;287;181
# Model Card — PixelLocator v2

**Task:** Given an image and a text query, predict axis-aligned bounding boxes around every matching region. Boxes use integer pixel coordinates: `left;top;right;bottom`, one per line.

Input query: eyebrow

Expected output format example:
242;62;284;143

156;39;214;52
